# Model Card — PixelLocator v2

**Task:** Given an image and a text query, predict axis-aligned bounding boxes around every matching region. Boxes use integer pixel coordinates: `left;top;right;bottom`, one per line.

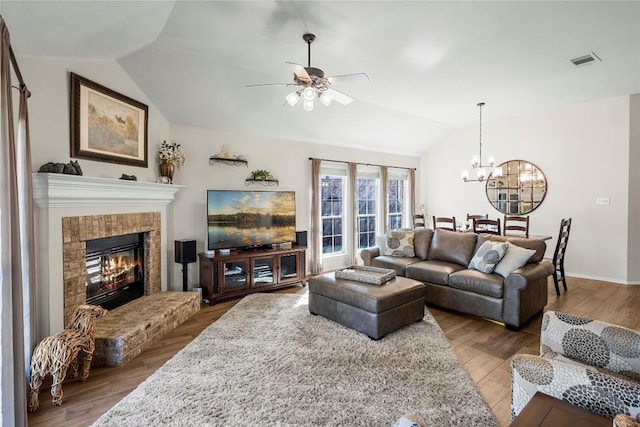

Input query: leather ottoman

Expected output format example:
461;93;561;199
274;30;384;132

308;272;426;339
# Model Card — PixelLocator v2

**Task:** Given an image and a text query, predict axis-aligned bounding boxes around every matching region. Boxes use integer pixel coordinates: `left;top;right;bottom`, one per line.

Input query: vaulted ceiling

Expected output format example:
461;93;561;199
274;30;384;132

2;1;639;155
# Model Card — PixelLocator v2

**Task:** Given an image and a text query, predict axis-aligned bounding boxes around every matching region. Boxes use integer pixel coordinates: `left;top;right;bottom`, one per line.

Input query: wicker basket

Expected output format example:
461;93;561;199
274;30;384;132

335;265;396;285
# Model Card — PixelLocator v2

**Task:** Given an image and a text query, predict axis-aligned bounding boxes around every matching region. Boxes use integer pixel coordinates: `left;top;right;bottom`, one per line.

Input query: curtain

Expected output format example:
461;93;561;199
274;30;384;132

0;16;33;427
409;168;416;223
380;166;388;232
348;162;358;265
309;158;323;274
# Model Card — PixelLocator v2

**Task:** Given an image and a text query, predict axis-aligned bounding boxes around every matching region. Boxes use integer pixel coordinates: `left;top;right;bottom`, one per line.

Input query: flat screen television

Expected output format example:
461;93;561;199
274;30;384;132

207;190;296;251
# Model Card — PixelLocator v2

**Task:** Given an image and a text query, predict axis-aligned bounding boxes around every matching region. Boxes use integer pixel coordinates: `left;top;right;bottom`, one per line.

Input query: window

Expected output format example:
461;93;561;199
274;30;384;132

315;161;412;261
388;178;404;230
387;168;410;230
357;177;378;249
320;175;344;254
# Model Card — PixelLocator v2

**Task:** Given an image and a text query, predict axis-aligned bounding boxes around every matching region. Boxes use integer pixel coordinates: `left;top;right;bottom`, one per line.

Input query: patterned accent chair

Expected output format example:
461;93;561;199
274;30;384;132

511;311;640;420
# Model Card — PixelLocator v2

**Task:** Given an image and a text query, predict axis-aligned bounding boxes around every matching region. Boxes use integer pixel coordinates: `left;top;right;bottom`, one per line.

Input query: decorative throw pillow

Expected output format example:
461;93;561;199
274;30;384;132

468;241;509;273
376;235;387;253
493;243;536;278
383;229;415;258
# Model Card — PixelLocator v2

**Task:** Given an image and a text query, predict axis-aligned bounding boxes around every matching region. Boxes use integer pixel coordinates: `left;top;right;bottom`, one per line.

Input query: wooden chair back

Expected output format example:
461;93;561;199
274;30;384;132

466;213;488;231
503;215;530;238
433;216;456;231
473;218;501;235
413;214;425;228
552;218;572;294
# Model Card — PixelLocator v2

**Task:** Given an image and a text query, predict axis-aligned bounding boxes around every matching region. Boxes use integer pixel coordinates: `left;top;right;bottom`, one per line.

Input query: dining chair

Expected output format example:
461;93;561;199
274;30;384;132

413;214;425;228
432;216;456;231
503;215;530;238
473;218;501;235
466;213;488;231
551;218;572;295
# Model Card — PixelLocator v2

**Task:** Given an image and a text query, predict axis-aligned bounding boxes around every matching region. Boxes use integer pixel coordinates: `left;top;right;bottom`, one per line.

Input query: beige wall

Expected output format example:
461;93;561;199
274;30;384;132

628;94;640;282
19;54;639;303
167;124;420;286
18;55;420;299
421;96;635;284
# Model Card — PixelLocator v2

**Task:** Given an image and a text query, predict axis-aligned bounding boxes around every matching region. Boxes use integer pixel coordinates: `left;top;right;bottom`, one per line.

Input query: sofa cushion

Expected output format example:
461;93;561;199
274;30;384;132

493;243;536;278
405;260;465;286
413;228;434;261
428;229;478;267
383;229;415;257
468;241;509;273
449;269;504;298
480;234;546;263
372;256;420;276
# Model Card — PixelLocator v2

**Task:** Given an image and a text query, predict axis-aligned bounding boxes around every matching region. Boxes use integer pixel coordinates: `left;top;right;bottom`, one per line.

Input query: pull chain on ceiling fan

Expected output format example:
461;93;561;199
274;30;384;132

247;33;369;111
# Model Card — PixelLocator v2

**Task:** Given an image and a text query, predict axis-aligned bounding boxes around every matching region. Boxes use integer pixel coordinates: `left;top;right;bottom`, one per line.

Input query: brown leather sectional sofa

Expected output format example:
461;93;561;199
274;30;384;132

360;228;554;330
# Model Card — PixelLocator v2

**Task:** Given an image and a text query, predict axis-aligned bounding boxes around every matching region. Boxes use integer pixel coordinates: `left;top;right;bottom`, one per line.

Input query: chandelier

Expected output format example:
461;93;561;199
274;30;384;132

461;102;502;182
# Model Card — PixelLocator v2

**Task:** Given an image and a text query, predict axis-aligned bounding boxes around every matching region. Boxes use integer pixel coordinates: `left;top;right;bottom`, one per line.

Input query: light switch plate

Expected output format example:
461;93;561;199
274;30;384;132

596;197;610;205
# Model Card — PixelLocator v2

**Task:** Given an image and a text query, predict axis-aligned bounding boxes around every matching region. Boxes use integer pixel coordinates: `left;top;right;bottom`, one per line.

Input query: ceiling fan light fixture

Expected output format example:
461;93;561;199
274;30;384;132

319;93;332;107
303;87;316;101
303;98;314;111
285;92;300;107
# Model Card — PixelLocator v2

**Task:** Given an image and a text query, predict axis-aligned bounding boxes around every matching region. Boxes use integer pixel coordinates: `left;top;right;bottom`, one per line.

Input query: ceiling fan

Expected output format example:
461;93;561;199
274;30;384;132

247;33;369;111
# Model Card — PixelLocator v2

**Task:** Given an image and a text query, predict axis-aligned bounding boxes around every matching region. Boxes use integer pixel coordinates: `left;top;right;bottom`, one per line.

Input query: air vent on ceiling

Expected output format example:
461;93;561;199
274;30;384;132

570;52;602;66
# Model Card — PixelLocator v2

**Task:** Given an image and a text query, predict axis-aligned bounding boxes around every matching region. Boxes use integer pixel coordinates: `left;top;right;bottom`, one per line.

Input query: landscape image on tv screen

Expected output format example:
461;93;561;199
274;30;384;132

207;190;296;250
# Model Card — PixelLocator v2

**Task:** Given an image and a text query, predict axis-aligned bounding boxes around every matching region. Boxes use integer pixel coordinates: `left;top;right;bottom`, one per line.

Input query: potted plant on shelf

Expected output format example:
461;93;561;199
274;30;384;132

159;140;185;183
249;169;271;181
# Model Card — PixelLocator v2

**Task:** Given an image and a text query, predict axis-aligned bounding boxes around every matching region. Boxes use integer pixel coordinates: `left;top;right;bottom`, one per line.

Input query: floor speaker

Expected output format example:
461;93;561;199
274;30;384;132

295;231;307;247
175;239;197;264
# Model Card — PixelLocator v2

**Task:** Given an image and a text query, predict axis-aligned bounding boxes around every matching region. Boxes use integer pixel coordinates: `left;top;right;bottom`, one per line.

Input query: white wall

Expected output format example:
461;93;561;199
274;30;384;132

166;124;420;289
421;96;633;283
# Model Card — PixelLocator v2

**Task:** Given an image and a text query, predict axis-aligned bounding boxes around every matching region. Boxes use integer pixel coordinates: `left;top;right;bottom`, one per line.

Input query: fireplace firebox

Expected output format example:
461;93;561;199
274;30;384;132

86;233;145;310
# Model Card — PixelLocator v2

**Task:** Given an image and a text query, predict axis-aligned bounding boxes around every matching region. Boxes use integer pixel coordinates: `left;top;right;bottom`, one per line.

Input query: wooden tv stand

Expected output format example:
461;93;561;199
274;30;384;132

198;246;306;304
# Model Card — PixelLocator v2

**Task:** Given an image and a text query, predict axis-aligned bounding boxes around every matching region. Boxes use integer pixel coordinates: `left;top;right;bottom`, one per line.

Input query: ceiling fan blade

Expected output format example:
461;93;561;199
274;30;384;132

246;83;298;88
286;62;311;83
327;73;369;85
324;88;354;105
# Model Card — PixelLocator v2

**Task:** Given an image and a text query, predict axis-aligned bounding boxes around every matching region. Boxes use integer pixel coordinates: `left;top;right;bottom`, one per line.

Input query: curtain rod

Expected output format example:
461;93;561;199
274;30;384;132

308;157;416;171
9;44;26;89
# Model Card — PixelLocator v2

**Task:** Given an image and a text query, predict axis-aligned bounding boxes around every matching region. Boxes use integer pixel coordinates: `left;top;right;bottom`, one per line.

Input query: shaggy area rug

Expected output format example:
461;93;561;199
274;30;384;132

92;293;497;426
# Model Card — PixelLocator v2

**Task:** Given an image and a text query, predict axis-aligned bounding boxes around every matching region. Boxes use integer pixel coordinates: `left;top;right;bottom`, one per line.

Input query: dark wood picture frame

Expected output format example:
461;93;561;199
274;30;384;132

70;72;148;167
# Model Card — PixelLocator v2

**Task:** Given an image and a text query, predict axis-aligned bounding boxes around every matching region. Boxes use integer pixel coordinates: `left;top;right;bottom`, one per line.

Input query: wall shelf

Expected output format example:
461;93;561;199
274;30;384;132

245;179;279;187
209;157;248;167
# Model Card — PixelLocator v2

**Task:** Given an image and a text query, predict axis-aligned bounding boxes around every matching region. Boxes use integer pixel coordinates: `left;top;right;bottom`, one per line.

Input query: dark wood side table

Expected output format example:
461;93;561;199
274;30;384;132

511;392;611;427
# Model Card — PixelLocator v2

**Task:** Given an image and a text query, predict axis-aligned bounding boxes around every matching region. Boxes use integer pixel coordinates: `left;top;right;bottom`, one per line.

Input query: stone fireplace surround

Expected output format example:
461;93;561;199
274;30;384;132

61;212;160;326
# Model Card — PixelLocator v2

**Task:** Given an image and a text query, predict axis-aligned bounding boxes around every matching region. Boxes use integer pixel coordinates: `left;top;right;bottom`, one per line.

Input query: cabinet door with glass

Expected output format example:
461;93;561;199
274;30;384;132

220;259;249;294
278;252;301;284
252;256;275;288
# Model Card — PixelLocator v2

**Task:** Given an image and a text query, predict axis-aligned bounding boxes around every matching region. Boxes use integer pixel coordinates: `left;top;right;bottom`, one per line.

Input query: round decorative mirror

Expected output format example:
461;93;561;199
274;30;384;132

485;160;547;214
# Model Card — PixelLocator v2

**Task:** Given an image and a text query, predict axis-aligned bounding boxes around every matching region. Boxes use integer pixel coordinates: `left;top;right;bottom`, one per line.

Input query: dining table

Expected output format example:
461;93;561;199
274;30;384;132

506;234;553;241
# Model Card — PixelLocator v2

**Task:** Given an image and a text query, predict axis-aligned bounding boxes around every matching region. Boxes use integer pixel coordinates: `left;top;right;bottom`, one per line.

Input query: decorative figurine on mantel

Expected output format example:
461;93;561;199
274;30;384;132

158;140;185;184
38;160;83;175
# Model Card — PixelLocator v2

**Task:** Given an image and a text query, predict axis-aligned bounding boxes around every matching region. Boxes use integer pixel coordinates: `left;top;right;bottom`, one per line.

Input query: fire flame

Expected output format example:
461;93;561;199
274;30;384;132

101;255;140;290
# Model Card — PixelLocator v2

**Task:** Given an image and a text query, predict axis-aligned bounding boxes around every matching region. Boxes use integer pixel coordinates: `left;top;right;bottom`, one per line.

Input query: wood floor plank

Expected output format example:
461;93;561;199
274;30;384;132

27;278;639;426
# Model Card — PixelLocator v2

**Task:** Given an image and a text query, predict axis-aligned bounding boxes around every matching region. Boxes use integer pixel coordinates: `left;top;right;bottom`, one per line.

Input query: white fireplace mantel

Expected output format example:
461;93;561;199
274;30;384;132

32;173;184;208
33;173;183;337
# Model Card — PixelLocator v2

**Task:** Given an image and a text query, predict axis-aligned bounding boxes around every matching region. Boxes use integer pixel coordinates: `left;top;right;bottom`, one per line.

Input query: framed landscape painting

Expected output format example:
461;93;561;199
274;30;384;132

70;72;148;167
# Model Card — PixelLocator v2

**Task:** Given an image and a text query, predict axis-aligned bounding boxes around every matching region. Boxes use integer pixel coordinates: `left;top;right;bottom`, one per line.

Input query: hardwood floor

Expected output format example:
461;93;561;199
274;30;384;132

28;278;639;427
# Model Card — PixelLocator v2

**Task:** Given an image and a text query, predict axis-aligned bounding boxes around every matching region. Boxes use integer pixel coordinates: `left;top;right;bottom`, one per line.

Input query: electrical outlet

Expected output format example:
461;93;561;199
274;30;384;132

596;198;610;205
